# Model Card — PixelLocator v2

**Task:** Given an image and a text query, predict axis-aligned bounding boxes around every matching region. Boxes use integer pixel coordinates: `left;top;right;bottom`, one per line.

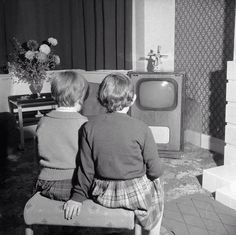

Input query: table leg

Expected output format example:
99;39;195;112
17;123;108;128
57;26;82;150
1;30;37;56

18;105;24;150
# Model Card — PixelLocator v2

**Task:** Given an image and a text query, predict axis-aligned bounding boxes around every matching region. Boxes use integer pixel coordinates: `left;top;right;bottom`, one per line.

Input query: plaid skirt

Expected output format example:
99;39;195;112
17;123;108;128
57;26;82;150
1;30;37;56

91;175;164;230
34;179;73;201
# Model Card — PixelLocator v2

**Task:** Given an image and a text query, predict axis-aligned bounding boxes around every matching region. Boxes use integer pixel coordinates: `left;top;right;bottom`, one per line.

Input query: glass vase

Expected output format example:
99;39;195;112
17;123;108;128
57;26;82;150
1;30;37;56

29;81;43;98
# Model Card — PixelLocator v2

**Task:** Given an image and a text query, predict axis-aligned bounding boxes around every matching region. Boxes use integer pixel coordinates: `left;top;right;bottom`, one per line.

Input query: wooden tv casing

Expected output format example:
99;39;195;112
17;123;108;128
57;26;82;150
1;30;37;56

128;72;185;151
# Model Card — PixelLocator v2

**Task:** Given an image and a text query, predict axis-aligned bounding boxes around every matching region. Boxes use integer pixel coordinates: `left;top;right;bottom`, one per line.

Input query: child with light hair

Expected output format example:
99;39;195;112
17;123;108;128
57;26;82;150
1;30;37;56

34;71;88;201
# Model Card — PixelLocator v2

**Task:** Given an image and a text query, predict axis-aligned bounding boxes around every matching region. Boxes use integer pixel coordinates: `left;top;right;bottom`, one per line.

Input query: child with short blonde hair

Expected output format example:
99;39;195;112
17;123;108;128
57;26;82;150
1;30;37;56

35;71;88;201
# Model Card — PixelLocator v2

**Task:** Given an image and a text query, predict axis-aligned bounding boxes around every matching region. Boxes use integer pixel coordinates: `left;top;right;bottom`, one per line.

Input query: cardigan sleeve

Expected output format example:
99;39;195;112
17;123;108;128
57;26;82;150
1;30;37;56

142;127;164;180
71;126;95;202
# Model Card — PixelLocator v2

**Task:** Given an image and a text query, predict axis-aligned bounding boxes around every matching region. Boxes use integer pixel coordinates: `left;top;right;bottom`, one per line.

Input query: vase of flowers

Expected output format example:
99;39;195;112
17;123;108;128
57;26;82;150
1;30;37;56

8;37;60;97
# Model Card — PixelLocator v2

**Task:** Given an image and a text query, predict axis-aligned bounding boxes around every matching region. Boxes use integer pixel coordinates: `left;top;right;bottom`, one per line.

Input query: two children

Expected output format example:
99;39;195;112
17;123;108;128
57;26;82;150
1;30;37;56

35;71;164;234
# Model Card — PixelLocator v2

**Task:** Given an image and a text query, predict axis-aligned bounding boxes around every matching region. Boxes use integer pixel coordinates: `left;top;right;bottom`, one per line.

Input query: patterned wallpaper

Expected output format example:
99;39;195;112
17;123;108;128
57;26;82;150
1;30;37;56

175;0;235;140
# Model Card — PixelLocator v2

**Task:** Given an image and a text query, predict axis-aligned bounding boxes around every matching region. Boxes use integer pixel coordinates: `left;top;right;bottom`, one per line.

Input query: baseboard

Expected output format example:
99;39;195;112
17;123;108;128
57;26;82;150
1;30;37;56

184;130;225;154
184;130;201;147
201;133;225;154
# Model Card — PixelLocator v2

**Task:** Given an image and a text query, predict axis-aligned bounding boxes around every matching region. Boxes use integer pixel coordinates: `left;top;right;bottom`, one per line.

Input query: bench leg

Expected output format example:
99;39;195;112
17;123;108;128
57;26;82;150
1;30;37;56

135;223;142;235
25;225;34;235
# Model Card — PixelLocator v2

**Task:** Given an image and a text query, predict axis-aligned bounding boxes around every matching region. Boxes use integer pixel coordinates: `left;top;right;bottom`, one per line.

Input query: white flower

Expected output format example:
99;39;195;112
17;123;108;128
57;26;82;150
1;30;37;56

48;37;58;46
39;44;51;55
36;52;47;62
25;51;35;60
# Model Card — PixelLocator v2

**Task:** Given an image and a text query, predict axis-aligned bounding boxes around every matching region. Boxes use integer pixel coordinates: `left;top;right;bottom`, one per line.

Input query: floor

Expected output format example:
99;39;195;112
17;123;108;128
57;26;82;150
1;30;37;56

162;193;236;235
0;140;236;235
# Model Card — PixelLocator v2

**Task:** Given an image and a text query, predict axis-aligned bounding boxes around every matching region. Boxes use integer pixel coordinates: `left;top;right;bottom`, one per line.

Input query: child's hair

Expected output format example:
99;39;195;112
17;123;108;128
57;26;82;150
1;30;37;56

51;71;88;107
98;73;134;112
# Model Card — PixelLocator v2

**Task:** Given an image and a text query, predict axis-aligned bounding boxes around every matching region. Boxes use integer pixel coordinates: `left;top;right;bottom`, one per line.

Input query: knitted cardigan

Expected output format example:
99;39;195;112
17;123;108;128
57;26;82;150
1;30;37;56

36;110;87;180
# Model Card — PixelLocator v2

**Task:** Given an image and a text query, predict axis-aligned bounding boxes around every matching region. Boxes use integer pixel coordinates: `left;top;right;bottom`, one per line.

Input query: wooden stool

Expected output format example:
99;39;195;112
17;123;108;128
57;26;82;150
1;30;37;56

24;192;142;235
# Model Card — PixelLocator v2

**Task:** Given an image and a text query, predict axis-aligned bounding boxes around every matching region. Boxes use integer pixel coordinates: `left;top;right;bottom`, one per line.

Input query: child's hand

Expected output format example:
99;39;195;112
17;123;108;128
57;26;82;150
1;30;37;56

64;200;82;220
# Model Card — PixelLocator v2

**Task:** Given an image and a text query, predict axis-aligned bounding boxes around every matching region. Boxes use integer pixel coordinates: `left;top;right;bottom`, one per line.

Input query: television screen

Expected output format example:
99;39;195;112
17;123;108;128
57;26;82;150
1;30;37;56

137;78;177;110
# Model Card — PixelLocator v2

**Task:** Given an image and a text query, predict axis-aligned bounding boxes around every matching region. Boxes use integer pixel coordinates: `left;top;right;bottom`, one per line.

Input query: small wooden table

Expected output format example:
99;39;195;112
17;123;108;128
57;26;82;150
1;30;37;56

8;93;57;149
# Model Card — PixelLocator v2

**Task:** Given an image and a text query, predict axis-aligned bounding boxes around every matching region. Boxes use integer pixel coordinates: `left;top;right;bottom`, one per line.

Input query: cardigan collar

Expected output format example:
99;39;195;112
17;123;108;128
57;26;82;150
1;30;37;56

46;110;87;119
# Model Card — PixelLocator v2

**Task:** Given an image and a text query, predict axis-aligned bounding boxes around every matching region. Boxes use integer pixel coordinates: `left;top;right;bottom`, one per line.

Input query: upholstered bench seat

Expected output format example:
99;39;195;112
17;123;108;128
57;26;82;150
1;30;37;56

23;192;140;235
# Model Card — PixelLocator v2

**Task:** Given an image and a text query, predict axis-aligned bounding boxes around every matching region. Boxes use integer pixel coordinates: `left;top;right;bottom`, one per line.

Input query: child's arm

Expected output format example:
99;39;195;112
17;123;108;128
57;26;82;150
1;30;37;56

64;200;82;220
143;127;164;180
72;126;95;201
64;125;95;219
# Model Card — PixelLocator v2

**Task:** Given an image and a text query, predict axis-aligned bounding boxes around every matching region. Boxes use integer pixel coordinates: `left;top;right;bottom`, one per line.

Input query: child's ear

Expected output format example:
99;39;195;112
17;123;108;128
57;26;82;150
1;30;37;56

131;94;137;106
75;100;82;111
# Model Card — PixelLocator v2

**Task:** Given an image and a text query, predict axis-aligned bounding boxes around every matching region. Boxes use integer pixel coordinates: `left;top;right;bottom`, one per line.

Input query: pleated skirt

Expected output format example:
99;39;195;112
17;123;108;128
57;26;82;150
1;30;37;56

91;175;164;230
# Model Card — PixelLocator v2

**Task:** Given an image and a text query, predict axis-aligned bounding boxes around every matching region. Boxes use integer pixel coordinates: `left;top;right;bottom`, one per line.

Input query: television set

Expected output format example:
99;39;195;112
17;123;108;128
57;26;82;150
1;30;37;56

128;72;185;151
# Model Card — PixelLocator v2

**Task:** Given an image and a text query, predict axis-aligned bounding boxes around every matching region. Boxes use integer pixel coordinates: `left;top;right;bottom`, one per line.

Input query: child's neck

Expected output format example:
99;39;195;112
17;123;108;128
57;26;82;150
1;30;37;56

56;106;80;112
57;102;82;112
116;106;129;114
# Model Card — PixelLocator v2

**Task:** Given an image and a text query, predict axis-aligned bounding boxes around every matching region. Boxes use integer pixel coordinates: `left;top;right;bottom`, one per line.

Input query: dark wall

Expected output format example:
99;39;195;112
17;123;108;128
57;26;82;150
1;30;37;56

175;0;235;139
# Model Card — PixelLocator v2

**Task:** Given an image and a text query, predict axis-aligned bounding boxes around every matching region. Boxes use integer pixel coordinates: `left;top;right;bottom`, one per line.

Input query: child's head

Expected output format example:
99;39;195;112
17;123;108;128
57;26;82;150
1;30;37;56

51;71;88;107
98;73;135;112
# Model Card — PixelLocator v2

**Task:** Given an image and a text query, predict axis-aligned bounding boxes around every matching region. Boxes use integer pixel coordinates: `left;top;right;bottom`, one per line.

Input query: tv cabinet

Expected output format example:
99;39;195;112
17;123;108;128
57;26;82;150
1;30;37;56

129;71;185;151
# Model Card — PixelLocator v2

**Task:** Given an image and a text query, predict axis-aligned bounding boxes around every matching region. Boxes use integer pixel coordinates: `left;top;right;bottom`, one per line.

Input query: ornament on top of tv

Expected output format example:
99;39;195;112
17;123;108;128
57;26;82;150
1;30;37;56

146;45;168;72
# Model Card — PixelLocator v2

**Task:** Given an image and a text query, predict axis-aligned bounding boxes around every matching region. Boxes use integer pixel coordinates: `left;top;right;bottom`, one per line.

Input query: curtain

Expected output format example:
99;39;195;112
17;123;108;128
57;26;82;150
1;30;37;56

0;0;132;73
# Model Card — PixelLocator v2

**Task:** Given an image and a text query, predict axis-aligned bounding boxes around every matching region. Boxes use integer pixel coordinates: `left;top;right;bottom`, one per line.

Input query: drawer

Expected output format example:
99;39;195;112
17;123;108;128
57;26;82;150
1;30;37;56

227;61;236;81
226;81;236;102
226;103;236;124
224;144;236;165
225;124;236;146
